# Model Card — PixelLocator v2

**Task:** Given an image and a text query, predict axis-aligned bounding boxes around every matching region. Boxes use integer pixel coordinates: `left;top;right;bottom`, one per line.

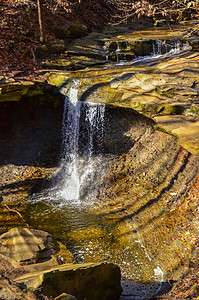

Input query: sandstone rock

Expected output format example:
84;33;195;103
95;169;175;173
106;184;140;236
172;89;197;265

0;276;37;300
16;262;122;300
42;54;106;70
0;253;28;279
0;227;56;264
154;115;199;155
0;80;54;102
129;39;153;56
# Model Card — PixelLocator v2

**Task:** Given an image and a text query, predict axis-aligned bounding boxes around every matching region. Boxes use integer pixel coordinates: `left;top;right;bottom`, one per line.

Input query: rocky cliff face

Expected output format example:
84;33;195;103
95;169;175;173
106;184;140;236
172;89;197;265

0;91;64;234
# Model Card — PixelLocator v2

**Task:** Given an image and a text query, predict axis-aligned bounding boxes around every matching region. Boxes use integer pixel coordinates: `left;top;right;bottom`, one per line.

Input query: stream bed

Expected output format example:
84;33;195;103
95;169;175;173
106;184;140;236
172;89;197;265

1;24;199;300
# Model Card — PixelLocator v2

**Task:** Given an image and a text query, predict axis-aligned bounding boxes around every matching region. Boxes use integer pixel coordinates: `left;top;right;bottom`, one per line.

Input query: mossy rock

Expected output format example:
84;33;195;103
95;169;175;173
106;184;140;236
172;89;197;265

0;81;49;102
190;104;199;115
52;27;70;39
69;23;88;39
36;40;66;58
46;73;67;87
137;103;186;115
158;104;186;115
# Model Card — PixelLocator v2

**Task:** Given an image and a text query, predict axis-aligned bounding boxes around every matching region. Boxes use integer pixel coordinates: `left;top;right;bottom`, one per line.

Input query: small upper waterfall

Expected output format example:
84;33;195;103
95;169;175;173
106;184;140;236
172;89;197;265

59;79;106;205
152;39;183;56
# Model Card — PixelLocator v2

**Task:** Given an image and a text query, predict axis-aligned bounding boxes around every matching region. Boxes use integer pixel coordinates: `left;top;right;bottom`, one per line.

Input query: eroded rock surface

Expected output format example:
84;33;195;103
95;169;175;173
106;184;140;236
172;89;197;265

46;49;199;155
0;227;56;264
0;228;122;300
15;262;122;300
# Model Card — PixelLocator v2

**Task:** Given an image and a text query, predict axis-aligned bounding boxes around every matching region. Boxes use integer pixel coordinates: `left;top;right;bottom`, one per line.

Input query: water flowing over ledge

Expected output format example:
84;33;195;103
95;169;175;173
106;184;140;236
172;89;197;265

0;24;198;300
60;79;106;205
24;72;198;299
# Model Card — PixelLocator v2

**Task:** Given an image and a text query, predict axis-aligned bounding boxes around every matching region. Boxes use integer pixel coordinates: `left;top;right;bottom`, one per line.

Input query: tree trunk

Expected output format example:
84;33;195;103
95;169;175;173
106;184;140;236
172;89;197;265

37;0;46;43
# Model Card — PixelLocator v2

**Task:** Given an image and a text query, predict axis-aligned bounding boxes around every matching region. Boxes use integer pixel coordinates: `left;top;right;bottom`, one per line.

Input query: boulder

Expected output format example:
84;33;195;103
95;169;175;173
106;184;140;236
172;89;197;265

0;227;56;264
129;39;153;56
69;23;88;39
16;262;122;300
0;276;37;300
0;253;28;279
36;40;66;58
53;27;71;39
188;38;199;51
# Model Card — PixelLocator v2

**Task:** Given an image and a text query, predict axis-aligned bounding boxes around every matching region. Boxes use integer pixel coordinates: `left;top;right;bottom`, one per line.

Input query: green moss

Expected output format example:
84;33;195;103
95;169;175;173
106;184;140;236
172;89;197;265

189;104;199;115
47;74;67;87
158;104;186;115
0;88;29;102
154;125;178;137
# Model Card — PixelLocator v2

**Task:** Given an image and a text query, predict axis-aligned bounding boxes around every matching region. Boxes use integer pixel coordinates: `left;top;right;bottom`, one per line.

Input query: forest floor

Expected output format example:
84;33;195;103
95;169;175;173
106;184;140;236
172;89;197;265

0;1;199;299
0;0;153;81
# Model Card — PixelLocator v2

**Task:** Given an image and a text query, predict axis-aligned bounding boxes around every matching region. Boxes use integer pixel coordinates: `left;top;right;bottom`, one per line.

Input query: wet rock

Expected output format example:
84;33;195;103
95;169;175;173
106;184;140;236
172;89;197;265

190;103;199;115
129;39;153;56
69;23;88;39
107;41;129;52
43;53;106;70
16;262;122;300
48;48;199;154
189;38;199;51
36;40;66;58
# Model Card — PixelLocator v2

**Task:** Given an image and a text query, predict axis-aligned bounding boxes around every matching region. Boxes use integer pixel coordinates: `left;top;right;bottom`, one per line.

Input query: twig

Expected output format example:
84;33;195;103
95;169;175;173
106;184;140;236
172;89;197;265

20;45;32;60
31;47;36;63
4;203;29;227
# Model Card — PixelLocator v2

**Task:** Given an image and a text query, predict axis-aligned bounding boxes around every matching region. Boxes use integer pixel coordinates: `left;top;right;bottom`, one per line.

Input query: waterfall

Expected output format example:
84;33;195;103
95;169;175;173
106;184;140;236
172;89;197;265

116;41;121;53
60;79;82;203
60;80;106;205
152;39;188;56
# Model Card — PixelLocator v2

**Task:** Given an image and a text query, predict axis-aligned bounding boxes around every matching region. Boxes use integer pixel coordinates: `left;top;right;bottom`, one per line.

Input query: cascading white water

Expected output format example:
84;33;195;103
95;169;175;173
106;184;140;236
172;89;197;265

152;39;190;56
60;80;82;203
60;80;106;205
78;102;105;195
